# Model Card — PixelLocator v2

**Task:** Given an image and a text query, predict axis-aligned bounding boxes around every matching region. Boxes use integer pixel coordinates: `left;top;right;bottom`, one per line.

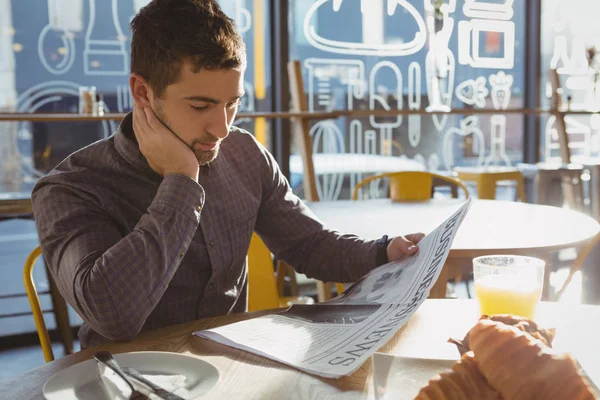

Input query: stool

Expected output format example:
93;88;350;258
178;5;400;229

454;166;526;201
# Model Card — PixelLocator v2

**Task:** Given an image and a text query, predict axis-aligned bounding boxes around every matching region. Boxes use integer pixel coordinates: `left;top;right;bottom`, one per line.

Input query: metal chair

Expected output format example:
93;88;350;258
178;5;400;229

23;246;73;362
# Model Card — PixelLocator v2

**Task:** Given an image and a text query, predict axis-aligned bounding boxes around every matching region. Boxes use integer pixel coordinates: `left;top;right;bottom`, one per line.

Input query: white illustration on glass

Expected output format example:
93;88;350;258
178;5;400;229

443;116;485;170
484;115;511;166
428;153;441;171
304;58;366;112
369;60;402;157
455;76;489;108
38;0;82;75
458;19;515;69
424;0;456;131
462;0;514;21
544;115;592;162
311;120;345;201
408;61;421;148
84;0;129;75
303;0;426;56
116;84;134;112
489;71;513;110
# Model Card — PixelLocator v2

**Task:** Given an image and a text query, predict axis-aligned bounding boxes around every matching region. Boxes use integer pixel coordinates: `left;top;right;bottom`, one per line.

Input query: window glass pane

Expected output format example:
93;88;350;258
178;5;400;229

0;0;270;194
540;0;600;163
289;0;525;201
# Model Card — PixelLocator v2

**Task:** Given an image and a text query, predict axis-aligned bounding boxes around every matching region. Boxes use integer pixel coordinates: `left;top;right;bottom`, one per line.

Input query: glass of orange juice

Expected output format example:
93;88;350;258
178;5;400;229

473;255;545;319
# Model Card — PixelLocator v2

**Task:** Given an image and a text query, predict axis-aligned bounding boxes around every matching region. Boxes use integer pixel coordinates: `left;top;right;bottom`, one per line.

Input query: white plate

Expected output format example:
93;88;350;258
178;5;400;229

372;353;456;400
43;351;220;400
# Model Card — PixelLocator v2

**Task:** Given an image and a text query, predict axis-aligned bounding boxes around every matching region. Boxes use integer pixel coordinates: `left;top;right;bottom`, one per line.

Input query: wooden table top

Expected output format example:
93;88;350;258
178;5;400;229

1;299;598;399
307;199;600;258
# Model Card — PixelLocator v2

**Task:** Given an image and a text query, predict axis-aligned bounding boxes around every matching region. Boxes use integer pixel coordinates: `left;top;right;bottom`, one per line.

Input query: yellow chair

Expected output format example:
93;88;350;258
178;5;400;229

23;246;55;362
453;166;526;202
247;233;344;311
352;171;470;201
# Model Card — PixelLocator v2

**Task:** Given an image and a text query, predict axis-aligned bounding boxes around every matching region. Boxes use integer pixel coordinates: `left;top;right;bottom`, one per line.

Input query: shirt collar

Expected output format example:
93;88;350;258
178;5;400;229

114;112;163;180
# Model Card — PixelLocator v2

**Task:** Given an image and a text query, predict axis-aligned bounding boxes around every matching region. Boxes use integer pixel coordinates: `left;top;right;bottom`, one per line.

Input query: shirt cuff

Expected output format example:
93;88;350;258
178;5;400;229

152;173;205;221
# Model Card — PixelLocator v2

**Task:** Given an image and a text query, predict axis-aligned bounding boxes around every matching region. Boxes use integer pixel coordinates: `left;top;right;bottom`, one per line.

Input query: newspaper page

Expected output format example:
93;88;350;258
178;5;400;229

194;198;473;378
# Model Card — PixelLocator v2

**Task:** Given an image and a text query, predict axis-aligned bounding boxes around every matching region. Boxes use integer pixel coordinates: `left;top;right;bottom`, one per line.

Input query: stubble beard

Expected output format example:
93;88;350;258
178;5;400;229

154;102;220;166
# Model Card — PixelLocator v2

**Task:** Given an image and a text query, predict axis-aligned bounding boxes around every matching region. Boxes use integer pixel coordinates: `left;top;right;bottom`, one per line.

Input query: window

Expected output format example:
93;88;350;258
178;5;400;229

540;0;600;163
288;0;526;200
0;0;271;193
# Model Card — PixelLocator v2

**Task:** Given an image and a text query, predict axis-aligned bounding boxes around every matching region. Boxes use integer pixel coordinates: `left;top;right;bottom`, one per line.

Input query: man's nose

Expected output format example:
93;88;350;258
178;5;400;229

206;107;230;140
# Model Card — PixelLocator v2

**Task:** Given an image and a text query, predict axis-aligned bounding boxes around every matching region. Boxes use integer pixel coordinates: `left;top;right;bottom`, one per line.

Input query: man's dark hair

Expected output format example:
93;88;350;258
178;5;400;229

130;0;246;97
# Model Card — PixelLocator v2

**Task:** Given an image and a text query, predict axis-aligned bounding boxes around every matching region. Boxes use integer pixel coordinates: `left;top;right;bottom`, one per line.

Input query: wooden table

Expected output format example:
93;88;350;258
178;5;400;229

307;199;600;299
1;299;598;399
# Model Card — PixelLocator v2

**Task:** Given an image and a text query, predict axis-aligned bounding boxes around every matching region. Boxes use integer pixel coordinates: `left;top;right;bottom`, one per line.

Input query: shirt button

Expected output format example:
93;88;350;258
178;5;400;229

207;283;214;290
195;204;202;212
210;240;215;247
179;249;186;258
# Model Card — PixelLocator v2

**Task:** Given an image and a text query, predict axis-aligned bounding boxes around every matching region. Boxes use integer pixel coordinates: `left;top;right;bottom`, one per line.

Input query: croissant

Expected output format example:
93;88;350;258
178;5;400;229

469;319;595;400
415;352;501;400
448;315;556;356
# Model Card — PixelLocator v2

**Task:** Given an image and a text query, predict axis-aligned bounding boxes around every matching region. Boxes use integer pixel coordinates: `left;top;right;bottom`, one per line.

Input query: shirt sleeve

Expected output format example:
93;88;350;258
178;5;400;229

32;173;204;341
252;141;378;284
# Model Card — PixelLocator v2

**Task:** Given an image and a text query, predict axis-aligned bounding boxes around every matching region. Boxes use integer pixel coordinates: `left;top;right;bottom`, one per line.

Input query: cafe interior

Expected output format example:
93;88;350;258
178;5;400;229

1;0;600;398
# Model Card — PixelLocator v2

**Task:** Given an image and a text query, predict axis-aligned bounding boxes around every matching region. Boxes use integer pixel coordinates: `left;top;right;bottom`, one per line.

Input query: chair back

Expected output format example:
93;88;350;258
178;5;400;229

247;233;281;311
23;246;55;362
352;171;470;201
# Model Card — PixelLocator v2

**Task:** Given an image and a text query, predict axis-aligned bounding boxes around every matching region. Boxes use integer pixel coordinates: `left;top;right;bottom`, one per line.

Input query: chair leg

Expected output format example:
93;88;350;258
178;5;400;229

45;263;73;355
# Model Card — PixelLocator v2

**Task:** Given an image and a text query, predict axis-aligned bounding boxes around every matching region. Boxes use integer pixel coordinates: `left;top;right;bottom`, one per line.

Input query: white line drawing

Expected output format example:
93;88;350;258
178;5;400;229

544;115;592;162
489;71;513;110
455;77;488;108
84;0;129;75
304;58;366;112
221;0;252;35
10;81;112;180
428;153;441;171
463;0;514;20
38;0;82;75
349;119;364;196
550;35;590;76
311;120;345;201
369;60;403;130
133;0;151;13
458;19;515;69
443;116;485;170
303;0;426;56
424;0;456;132
484;115;511;166
408;61;421;148
116;84;134;112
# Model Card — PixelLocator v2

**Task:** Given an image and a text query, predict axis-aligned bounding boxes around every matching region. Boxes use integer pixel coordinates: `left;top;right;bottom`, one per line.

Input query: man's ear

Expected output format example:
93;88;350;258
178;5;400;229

129;73;153;107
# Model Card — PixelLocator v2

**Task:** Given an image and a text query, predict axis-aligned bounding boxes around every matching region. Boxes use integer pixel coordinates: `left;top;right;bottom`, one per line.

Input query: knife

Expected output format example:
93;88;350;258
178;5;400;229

122;367;186;400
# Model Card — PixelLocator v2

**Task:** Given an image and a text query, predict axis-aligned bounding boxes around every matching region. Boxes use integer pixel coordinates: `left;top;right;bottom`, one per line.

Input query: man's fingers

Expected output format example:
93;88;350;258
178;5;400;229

133;105;152;139
407;233;425;245
396;235;419;254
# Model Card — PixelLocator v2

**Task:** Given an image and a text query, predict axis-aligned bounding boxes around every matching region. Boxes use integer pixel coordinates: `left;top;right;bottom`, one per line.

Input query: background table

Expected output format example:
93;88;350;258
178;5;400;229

1;299;598;399
306;199;600;298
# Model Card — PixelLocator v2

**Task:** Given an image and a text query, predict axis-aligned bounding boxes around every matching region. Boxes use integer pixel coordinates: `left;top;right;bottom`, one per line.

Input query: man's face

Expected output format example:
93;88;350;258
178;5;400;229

150;62;244;165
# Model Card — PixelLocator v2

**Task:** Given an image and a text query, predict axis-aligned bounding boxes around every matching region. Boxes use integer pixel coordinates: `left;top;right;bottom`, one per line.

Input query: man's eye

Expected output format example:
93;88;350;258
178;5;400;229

227;100;240;108
191;105;208;111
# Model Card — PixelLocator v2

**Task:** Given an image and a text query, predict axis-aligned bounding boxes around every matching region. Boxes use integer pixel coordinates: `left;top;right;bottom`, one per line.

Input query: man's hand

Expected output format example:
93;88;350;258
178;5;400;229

132;105;199;181
387;233;425;262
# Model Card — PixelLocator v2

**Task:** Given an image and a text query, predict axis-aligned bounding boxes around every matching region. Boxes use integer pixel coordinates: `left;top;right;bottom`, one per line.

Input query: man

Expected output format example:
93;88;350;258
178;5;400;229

32;0;424;349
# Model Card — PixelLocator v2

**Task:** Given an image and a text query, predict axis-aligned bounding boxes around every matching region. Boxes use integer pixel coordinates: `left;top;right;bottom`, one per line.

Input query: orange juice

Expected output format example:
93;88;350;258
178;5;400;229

474;274;542;319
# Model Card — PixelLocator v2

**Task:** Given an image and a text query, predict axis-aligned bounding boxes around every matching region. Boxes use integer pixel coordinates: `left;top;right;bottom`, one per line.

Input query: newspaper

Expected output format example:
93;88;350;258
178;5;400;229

194;198;473;378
